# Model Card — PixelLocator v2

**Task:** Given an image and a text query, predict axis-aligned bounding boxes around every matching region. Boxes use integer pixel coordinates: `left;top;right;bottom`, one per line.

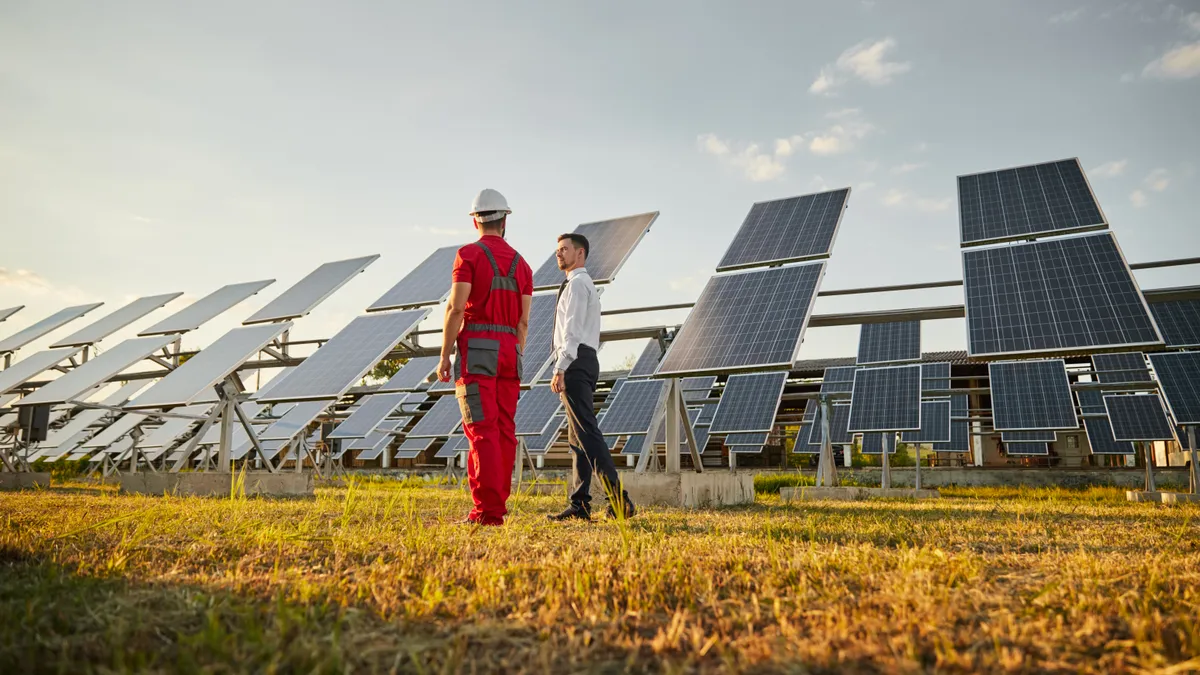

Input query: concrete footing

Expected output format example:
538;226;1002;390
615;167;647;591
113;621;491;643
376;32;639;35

119;472;314;497
1126;490;1200;504
780;485;941;501
0;472;51;490
620;471;755;508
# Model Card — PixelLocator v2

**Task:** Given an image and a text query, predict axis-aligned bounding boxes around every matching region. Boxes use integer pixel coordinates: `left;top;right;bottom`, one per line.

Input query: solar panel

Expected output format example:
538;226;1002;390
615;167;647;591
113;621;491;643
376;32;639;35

599;379;666;435
138;404;211;448
197;403;264;444
1092;352;1151;384
328;393;407;439
514;385;562;436
0;303;104;353
81;412;149;449
1148;299;1200;348
1104;394;1176;442
900;400;951;443
653;408;702;443
257;310;429;402
627;339;665;378
691;424;711;453
729;445;764;454
856;321;921;366
531;212;658;290
619;434;646;456
395;436;435;459
0;348;81;395
933;421;972;452
0;393;15;408
37;409;107;450
860;431;897;455
127;323;291;410
709;371;787;434
138;280;274;336
724;431;768;445
1001;430;1056;442
249;367;296;401
962;232;1160;357
1005;442;1049;456
1148;352;1200;425
0;306;22;323
406;395;464;437
367;245;461;312
259;400;330;441
716;189;849;272
1083;417;1134;455
244;255;378;324
810;403;853;445
520;294;561;385
922;362;952;394
988;359;1078;431
846;364;922;433
376;355;440;393
525;415;566;455
820;366;858;394
696;402;719;426
97;381;152;406
50;294;183;348
681;376;717;403
435;434;470;459
16;335;178;407
958;158;1106;246
949;394;969;419
1076;388;1107;416
656;263;825;376
353;419;404;460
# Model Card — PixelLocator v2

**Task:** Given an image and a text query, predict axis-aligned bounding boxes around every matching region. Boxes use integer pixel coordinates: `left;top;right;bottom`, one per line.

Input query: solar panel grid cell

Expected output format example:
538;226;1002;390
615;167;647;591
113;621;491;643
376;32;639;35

846;364;922;432
367;245;460;311
922;362;952;394
1083;417;1134;454
514;385;562;435
810;403;853;446
716;188;850;271
599;379;666;435
619;434;645;456
856;321;921;365
958;159;1105;246
532;213;658;290
245;256;378;324
988;359;1078;430
328;393;407;439
900;400;952;443
1001;430;1056;442
1005;442;1050;456
406;395;464;437
627;340;665;378
1092;352;1152;384
933;421;972;452
376;355;440;393
1148;352;1200;426
520;294;561;385
138;281;273;336
860;431;897;455
708;371;787;434
1103;394;1176;442
820;366;858;394
1148;299;1200;348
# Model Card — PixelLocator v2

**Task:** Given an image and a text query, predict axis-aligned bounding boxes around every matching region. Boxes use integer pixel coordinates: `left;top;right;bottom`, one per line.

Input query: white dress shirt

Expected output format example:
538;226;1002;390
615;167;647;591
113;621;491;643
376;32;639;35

552;267;601;372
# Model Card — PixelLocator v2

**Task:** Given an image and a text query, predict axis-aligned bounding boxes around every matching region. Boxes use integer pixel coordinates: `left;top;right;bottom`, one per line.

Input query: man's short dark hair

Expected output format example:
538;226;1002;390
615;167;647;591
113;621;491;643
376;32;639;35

558;233;589;258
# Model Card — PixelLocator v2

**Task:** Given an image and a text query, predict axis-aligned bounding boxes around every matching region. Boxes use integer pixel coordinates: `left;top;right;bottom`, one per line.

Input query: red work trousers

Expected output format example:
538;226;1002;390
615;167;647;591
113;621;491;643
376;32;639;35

456;331;521;525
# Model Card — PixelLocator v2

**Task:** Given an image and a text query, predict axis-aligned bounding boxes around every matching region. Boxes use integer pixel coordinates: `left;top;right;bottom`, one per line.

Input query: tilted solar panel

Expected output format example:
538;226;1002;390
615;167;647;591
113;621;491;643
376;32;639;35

1103;394;1176;442
724;431;768;445
619;434;645;456
257;309;429;402
138;281;274;336
0;303;104;353
525;415;565;455
656;263;825;376
860;431;897;455
328;392;407;439
1076;388;1107;416
681;376;717;403
933;421;972;452
406;395;464;437
51;294;183;348
17;335;179;407
962;232;1161;357
376;355;440;393
856;321;921;366
245;255;378;324
922;362;952;394
1148;299;1200;348
1005;442;1049;456
810;403;853;445
0;348;82;396
258;400;330;441
0;306;22;323
729;445;765;454
716;188;849;271
599;379;666;435
1148;352;1200;425
81;412;149;449
435;435;470;459
520;294;562;385
1092;352;1152;384
514;385;562;436
367;245;461;312
988;359;1078;431
696;402;719;426
958;158;1106;246
627;339;665;378
708;371;787;434
531;212;658;290
820;366;858;395
1083;417;1134;455
354;419;404;460
792;421;818;453
138;404;211;449
949;394;969;419
846;364;922;433
900;400;951;443
395;436;435;460
1001;430;1056;442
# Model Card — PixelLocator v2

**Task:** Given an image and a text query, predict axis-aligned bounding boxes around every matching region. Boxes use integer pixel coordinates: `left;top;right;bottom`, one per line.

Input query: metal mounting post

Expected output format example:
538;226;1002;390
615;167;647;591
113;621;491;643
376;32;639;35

1143;441;1157;493
816;395;837;487
914;442;922;491
881;433;893;489
1189;426;1199;495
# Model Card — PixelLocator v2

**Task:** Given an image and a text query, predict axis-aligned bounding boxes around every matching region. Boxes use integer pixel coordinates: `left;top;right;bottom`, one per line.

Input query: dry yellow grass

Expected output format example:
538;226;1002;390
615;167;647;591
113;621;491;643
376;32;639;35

1;479;1199;673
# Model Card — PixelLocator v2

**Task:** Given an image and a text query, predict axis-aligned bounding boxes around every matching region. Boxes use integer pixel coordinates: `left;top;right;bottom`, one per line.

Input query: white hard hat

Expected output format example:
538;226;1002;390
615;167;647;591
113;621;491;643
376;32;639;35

470;188;511;223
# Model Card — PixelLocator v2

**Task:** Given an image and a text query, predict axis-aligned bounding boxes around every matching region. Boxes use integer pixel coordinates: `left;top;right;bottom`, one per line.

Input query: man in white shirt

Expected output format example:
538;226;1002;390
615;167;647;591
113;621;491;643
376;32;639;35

547;233;635;521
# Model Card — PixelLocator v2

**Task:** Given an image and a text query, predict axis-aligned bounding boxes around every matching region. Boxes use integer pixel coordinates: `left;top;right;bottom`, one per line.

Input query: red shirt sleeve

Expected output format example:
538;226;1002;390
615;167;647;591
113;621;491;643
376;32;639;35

518;257;534;296
451;247;473;284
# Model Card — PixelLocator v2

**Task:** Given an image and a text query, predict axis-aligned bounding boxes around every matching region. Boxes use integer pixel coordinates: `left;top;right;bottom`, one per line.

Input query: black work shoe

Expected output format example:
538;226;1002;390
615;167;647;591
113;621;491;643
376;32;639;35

547;505;591;522
606;496;636;520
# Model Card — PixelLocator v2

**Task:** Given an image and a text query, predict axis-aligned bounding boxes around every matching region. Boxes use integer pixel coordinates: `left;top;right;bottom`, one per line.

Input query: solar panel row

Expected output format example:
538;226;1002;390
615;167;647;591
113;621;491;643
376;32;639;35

856;321;921;366
716;188;849;271
958;158;1105;246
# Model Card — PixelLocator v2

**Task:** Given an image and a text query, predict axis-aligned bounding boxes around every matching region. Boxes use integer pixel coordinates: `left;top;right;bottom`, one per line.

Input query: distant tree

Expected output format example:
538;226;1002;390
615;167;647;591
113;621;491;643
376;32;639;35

367;358;408;383
617;352;637;371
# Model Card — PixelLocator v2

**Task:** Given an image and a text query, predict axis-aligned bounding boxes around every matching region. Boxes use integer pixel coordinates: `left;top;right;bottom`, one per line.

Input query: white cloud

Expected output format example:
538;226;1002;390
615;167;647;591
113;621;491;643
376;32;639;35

915;197;952;213
697;110;875;179
891;162;927;174
1049;7;1086;24
1130;189;1148;207
697;133;785;182
882;189;907;206
1143;41;1200;79
809;38;910;94
0;268;51;293
1144;168;1171;192
881;189;951;212
1091;159;1128;177
857;181;876;192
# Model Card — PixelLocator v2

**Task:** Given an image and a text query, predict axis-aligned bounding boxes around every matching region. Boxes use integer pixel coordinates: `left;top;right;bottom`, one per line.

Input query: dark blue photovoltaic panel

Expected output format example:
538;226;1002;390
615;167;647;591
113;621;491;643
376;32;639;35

716;188;849;271
435;435;470;459
1001;430;1056;442
619;434;645;456
395;436;435;460
856;321;921;365
532;212;658;290
526;415;566;455
958;158;1105;246
847;365;922;432
696;402;719;426
406;395;464;437
820;366;858;394
860;431;897;455
681;376;717;403
1005;442;1049;456
1083;417;1134;455
367;245;460;312
922;362;952;394
1077;389;1106;415
900;400;951;443
1092;352;1151;385
653;408;701;444
810;404;853;446
599;379;665;435
988;360;1078;431
377;356;440;393
1148;299;1200;348
521;294;562;385
627;339;665;378
709;372;787;434
933;421;971;452
793;421;817;454
514;385;562;436
963;232;1161;357
949;394;969;419
656;263;824;376
729;445;764;454
1103;394;1176;442
1148;352;1200;425
724;432;768;445
246;255;378;324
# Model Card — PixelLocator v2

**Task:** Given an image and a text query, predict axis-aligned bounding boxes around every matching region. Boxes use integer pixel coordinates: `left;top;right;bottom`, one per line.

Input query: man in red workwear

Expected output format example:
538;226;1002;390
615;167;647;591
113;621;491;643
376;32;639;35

438;188;533;526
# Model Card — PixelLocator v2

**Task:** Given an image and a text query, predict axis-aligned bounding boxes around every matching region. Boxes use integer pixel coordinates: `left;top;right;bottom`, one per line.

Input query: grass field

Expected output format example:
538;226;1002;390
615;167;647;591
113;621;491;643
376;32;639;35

2;479;1199;673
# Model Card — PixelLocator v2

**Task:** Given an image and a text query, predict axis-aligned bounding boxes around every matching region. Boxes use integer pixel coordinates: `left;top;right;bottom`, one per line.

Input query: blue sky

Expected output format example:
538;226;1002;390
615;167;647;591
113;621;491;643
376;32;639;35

1;0;1198;374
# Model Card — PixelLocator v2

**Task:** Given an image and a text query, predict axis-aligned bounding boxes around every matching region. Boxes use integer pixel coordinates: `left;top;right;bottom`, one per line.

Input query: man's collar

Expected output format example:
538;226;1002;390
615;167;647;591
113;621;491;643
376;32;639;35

567;267;588;280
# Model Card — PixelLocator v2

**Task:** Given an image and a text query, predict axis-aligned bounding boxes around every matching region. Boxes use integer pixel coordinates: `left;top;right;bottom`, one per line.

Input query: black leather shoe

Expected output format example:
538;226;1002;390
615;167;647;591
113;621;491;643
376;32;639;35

606;495;636;520
547;505;591;522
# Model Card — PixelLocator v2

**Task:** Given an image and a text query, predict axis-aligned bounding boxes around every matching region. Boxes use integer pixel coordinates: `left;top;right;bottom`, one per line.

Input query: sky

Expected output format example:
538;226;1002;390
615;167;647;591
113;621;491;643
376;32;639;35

1;0;1198;378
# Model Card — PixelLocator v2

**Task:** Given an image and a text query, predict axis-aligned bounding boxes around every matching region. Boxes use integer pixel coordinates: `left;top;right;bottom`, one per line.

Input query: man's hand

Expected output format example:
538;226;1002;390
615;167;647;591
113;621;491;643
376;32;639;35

550;370;565;394
438;355;453;383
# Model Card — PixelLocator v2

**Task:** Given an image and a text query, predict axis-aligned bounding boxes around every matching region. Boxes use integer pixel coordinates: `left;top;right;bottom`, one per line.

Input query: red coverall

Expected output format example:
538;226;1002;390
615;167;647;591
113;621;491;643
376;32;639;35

451;236;532;525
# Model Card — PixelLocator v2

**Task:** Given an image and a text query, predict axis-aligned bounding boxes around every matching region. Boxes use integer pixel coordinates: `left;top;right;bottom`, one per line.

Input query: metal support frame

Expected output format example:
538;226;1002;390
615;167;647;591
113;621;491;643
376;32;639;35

1143;441;1157;493
881;433;894;489
168;376;276;474
634;378;703;475
914;441;922;491
814;395;837;487
1189;427;1199;496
